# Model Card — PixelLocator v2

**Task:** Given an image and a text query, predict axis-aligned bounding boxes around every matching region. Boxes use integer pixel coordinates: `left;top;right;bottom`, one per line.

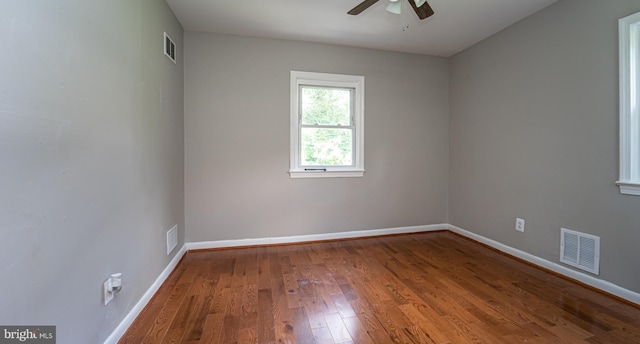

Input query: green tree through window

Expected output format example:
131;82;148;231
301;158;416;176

300;86;354;166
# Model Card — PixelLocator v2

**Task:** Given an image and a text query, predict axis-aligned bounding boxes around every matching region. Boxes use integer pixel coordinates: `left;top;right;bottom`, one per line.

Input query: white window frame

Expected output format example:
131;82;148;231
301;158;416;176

618;12;640;195
289;71;365;178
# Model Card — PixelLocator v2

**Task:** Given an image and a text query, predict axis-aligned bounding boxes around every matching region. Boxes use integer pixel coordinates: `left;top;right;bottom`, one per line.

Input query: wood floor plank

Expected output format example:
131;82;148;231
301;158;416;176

397;303;455;343
182;295;212;341
256;288;276;343
118;264;188;343
305;299;330;329
271;251;296;343
290;306;314;344
240;283;258;330
341;316;374;344
330;293;356;319
208;275;231;314
120;232;640;344
324;312;353;343
237;327;257;344
345;295;385;333
197;313;224;344
311;326;334;344
138;282;192;343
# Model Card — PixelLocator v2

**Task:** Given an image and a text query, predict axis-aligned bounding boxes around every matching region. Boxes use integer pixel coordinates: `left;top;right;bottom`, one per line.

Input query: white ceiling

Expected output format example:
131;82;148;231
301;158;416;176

165;0;558;57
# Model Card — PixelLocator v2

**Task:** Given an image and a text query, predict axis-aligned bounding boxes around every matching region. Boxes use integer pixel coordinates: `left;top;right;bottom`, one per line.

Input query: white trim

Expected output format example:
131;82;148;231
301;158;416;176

103;244;187;344
106;223;640;341
186;224;446;250
618;12;640;195
289;169;365;178
289;71;365;178
447;224;640;305
616;181;640;195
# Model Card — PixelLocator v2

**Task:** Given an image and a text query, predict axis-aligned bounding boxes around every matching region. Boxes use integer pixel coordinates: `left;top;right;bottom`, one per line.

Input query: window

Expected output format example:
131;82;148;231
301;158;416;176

618;12;640;195
289;71;364;178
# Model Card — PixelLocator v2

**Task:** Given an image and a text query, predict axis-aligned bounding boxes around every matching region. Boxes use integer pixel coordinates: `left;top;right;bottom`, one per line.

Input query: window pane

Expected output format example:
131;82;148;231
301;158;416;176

301;128;353;166
301;86;351;126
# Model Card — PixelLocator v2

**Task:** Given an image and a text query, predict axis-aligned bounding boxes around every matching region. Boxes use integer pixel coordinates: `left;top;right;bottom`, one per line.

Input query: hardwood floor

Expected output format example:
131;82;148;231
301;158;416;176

119;231;640;343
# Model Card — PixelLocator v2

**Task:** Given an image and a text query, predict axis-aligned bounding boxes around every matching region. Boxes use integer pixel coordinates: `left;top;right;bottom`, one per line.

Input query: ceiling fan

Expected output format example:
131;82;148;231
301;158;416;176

348;0;434;20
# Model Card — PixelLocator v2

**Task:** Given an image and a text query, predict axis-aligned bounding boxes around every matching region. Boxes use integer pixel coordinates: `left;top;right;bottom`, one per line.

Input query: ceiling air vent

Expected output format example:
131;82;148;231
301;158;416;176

164;32;176;64
560;228;600;275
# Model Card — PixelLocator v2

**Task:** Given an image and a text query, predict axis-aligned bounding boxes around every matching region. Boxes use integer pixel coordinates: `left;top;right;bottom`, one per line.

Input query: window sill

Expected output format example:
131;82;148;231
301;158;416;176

289;170;365;179
616;181;640;196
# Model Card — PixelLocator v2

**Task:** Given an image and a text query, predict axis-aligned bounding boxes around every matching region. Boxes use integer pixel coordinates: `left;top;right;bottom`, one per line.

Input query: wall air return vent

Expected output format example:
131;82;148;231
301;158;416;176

560;228;600;275
164;32;176;64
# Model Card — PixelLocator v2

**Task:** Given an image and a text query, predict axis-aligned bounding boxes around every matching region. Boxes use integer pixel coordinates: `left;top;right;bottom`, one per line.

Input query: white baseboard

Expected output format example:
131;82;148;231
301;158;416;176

106;223;640;343
104;224;444;343
447;224;640;306
103;244;187;344
185;224;448;250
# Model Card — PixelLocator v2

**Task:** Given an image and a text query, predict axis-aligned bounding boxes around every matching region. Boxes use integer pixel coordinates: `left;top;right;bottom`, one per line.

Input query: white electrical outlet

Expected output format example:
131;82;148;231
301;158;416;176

516;218;525;232
103;279;114;305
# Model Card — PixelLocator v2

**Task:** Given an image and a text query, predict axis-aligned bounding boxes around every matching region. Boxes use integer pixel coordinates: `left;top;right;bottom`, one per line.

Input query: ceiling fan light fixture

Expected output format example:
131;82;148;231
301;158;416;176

347;0;434;20
386;1;402;14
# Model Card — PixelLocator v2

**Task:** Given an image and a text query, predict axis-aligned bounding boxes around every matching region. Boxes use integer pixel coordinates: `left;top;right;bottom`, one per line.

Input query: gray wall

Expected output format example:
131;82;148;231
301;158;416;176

450;0;640;292
184;33;449;242
5;0;639;341
0;1;184;343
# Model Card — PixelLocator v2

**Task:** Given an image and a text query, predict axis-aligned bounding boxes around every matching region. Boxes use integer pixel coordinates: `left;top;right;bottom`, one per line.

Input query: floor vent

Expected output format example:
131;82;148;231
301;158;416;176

166;225;178;255
560;228;600;275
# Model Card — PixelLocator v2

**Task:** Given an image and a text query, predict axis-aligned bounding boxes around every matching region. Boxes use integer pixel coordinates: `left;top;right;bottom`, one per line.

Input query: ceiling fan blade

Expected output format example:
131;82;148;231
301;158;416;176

408;0;435;20
348;0;380;15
